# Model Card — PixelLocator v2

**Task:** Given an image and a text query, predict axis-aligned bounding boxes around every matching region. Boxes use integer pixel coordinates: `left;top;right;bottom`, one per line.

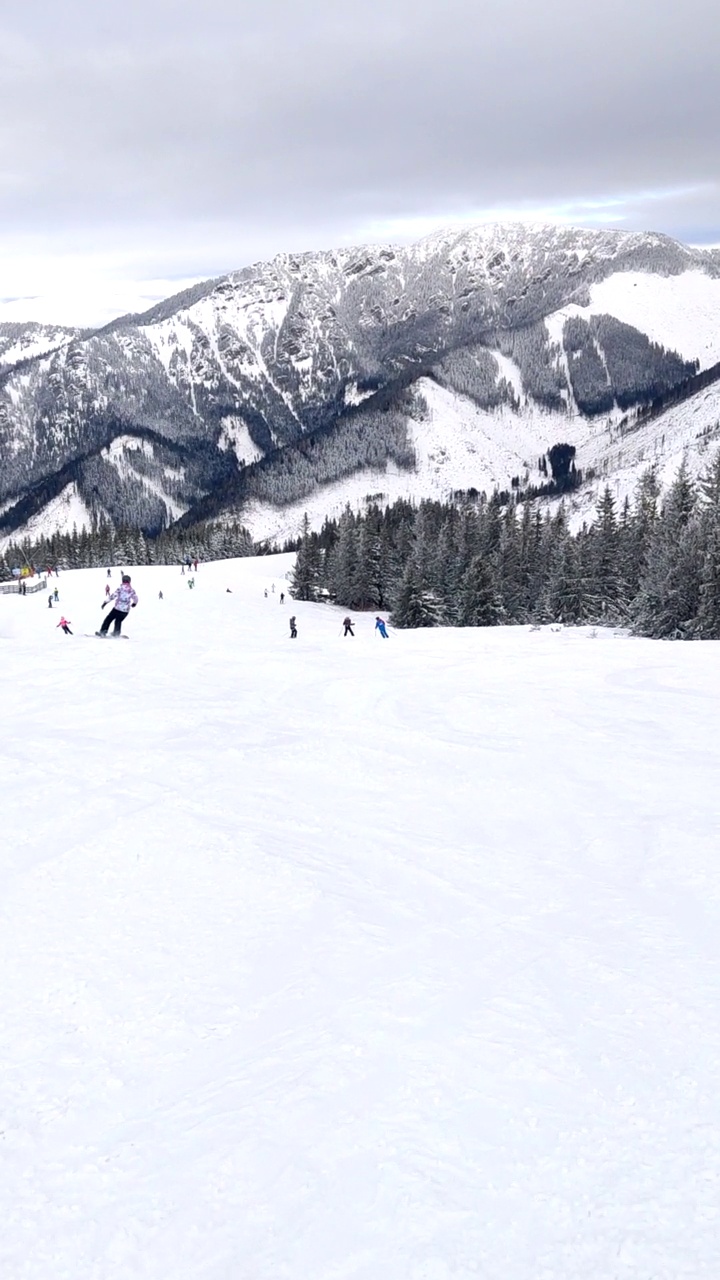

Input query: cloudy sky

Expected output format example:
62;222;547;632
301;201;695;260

1;0;717;325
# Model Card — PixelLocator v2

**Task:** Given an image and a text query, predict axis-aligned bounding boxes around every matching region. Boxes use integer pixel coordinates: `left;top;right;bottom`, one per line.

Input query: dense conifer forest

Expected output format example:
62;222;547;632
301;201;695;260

289;449;720;640
0;519;254;579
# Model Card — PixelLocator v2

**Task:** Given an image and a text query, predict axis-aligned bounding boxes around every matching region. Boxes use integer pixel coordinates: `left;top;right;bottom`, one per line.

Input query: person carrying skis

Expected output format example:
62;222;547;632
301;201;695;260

97;574;138;636
289;615;297;639
375;616;389;638
57;616;72;635
343;616;354;637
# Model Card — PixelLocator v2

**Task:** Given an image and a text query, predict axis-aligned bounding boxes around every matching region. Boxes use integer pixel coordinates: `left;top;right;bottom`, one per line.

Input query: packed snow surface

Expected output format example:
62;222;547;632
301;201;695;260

2;555;720;1279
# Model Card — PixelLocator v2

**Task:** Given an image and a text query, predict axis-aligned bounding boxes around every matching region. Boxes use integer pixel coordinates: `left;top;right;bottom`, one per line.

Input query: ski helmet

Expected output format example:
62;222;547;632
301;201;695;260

122;574;131;583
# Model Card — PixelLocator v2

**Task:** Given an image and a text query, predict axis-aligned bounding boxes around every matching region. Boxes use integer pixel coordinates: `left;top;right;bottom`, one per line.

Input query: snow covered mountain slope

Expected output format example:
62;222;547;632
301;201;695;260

1;224;719;541
0;321;77;368
3;555;720;1278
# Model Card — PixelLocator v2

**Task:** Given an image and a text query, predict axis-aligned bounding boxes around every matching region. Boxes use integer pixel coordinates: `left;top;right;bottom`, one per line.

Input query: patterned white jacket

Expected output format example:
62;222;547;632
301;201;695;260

109;583;138;613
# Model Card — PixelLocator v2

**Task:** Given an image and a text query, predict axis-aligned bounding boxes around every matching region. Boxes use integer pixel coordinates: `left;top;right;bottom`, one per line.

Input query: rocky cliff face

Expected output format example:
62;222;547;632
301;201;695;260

1;224;719;542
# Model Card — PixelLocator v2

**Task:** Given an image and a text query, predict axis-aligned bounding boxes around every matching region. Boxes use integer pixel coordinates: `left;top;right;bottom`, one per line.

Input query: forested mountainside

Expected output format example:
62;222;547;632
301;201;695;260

1;224;720;544
0;321;79;368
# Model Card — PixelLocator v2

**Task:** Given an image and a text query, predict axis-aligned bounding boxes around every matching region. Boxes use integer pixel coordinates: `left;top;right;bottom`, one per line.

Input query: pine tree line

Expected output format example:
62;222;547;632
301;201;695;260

0;518;254;577
290;449;720;639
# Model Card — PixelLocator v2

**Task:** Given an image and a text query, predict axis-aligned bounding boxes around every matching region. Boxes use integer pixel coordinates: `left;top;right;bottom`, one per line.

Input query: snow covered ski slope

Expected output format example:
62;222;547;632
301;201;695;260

2;555;720;1279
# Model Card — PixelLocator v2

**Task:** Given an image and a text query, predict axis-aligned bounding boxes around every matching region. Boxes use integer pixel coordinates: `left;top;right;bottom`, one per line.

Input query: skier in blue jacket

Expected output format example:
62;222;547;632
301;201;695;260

97;575;138;636
375;616;389;638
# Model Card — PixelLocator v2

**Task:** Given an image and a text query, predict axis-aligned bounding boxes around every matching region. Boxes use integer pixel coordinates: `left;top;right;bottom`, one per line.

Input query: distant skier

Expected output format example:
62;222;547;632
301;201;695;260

106;568;111;578
375;616;389;639
97;574;138;637
264;589;268;598
289;615;297;639
158;590;164;600
343;616;355;637
188;577;195;589
53;587;59;602
57;616;72;635
48;596;53;609
271;583;275;594
279;592;285;605
193;558;198;572
181;564;185;575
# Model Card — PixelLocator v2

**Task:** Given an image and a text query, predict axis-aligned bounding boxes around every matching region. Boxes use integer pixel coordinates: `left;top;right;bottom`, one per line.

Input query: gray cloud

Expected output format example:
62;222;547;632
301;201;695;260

0;0;717;321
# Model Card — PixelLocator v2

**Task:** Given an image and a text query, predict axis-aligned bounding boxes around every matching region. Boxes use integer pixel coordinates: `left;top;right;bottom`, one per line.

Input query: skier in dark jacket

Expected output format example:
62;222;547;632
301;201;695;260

97;575;138;636
289;616;297;639
343;617;355;636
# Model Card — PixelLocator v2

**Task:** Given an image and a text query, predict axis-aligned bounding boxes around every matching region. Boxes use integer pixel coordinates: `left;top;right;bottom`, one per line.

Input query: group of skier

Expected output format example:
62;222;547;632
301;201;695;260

50;564;390;643
49;570;138;638
288;613;388;640
341;615;388;638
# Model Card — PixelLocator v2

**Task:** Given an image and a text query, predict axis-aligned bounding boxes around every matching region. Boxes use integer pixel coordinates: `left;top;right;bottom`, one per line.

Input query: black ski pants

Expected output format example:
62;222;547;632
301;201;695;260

101;608;129;635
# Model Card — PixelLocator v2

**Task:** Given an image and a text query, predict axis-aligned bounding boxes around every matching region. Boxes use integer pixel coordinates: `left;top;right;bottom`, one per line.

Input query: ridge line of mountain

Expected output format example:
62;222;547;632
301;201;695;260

1;222;720;547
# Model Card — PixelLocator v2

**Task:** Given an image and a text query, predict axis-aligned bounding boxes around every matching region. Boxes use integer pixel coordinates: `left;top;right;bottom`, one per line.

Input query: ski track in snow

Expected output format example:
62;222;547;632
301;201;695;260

2;555;720;1279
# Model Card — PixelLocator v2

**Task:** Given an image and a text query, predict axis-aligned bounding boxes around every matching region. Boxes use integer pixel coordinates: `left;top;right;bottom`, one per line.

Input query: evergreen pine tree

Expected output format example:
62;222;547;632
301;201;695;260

391;560;443;627
460;556;502;626
290;514;322;601
697;451;720;638
587;487;625;620
632;461;701;637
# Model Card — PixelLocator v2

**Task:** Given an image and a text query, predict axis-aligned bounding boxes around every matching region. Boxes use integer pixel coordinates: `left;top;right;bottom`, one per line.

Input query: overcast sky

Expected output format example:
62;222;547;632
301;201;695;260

0;0;717;325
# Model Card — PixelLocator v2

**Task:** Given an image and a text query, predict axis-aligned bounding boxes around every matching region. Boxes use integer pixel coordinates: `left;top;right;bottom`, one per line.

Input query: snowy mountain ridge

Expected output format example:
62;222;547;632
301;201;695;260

2;223;720;545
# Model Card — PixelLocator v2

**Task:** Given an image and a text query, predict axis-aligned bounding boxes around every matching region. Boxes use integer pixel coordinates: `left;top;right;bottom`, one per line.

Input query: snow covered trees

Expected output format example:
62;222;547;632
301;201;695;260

0;518;253;575
286;448;720;638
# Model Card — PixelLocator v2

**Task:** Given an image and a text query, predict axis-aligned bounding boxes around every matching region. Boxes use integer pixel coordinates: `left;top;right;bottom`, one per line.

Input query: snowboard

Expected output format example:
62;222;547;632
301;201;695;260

85;633;129;640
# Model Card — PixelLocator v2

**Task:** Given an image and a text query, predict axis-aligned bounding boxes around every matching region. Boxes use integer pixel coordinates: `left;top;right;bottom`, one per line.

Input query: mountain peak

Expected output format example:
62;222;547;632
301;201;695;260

2;225;720;549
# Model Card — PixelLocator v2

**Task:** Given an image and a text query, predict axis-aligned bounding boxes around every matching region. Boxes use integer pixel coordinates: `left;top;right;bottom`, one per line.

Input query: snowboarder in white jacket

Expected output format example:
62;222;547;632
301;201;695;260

98;575;138;636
